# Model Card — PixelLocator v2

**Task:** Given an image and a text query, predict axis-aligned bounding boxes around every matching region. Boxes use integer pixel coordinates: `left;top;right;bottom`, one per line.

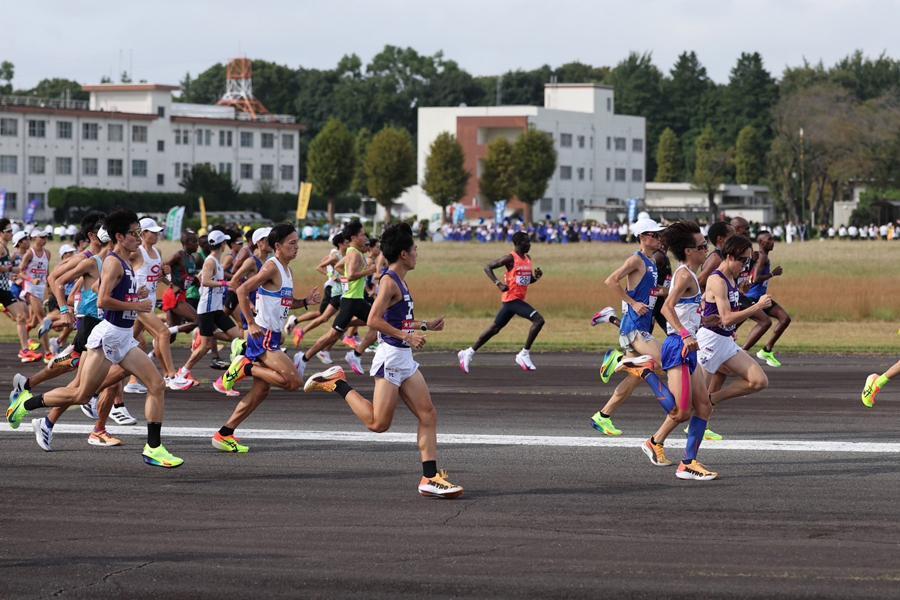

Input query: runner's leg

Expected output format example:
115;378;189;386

709;351;768;405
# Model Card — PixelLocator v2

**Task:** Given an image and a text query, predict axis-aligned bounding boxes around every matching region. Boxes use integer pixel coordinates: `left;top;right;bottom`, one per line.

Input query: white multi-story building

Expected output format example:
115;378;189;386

395;83;645;223
0;83;302;221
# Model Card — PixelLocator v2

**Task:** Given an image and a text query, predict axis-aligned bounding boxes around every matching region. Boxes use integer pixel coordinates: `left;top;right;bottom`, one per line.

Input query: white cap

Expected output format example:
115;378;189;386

58;244;76;257
630;218;665;236
139;217;164;233
207;230;231;246
97;227;111;244
30;228;49;238
12;231;28;246
252;227;272;246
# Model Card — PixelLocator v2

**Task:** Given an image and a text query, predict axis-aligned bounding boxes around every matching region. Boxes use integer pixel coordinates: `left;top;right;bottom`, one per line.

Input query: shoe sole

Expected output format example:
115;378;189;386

676;471;718;481
112;418;138;426
88;437;122;447
142;456;183;468
590;420;621;437
418;488;464;499
304;367;345;392
640;443;672;466
211;440;248;453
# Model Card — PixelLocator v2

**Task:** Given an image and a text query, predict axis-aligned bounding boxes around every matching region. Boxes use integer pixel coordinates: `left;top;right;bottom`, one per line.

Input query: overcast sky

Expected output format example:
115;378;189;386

4;0;900;90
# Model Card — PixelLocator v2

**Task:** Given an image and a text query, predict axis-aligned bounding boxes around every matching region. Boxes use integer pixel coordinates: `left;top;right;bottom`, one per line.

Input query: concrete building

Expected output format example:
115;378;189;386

643;182;775;224
0;84;302;221
393;83;646;223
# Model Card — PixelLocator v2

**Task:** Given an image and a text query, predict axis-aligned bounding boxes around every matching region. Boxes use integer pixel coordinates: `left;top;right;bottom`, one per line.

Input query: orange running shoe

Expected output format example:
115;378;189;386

615;355;655;378
418;470;464;499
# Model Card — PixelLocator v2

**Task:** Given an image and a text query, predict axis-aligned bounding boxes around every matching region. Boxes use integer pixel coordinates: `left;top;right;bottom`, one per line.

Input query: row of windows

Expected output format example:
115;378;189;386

0;192;46;211
174;162;294;181
559;165;643;182
556;133;643;154
174;128;294;150
0;154;151;177
539;197;587;213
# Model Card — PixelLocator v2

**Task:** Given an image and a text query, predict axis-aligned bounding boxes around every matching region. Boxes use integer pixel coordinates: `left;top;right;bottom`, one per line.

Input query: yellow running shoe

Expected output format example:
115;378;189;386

418;469;464;498
303;366;346;393
640;439;672;466
211;432;249;453
861;373;882;408
223;356;251;391
6;389;31;429
676;460;719;481
599;349;623;384
142;444;184;468
590;411;622;436
683;425;724;441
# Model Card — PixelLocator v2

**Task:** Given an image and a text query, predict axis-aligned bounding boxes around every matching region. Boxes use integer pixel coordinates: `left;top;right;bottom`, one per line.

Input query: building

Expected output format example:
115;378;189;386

394;83;646;223
643;182;775;224
0;83;302;221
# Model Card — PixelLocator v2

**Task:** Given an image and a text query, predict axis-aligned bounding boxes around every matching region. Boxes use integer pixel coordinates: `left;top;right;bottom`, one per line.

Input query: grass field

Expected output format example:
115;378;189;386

5;238;899;353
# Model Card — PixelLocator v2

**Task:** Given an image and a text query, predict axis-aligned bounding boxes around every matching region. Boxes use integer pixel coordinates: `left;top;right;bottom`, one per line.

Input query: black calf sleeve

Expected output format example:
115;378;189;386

334;379;353;399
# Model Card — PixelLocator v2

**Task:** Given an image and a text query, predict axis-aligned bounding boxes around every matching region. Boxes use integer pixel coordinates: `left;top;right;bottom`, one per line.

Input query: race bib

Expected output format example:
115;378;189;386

340;277;350;294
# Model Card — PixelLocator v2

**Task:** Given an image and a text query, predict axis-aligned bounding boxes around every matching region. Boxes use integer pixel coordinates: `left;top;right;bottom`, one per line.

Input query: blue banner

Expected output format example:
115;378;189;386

0;189;5;219
627;198;638;223
24;197;40;224
494;200;507;224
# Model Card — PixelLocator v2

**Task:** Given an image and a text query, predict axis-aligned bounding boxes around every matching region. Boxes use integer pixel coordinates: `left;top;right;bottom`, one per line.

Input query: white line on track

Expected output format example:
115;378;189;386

3;423;900;453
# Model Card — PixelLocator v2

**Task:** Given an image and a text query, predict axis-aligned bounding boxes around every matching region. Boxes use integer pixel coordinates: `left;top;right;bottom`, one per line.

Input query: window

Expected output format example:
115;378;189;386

196;130;203;145
559;165;572;180
607;97;612;112
0;118;17;136
182;130;190;145
558;198;566;212
132;159;147;177
107;158;123;177
0;155;17;174
174;163;181;178
632;168;643;182
240;132;253;148
577;135;585;148
615;168;626;181
614;137;626;151
281;164;294;180
559;133;572;148
29;192;45;208
577;167;584;181
240;163;253;179
605;167;610;181
606;136;611;150
133;125;147;143
82;158;98;176
28;156;45;175
577;199;585;212
28;120;46;138
282;134;294;150
174;129;181;145
261;133;274;148
632;138;644;152
226;131;233;147
157;140;165;152
4;192;16;210
218;162;232;175
55;157;72;176
589;168;593;181
157;174;164;186
539;198;552;212
157;106;165;118
83;123;98;140
205;130;212;146
182;162;190;175
219;131;227;147
260;164;274;180
108;124;123;142
57;121;72;139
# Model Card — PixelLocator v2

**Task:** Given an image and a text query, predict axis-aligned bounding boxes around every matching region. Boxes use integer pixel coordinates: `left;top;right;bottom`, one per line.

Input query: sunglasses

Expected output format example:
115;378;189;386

127;229;141;239
691;242;709;251
2;228;12;233
641;231;660;239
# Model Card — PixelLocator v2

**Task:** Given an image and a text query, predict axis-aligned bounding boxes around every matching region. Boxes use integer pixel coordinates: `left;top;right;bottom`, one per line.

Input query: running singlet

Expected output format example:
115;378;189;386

341;247;366;299
105;252;138;327
745;259;770;300
619;252;658;336
0;250;11;291
24;249;49;299
77;256;104;319
501;252;533;303
135;246;163;298
254;257;293;332
380;269;415;348
249;255;263;306
700;270;740;337
198;255;225;314
666;265;702;336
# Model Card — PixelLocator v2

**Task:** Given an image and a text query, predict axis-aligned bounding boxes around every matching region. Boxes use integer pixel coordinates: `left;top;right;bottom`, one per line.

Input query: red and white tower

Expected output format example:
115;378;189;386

217;58;269;119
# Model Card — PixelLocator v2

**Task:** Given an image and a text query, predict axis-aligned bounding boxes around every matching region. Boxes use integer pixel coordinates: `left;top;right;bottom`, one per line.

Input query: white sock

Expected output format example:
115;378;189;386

168;326;179;335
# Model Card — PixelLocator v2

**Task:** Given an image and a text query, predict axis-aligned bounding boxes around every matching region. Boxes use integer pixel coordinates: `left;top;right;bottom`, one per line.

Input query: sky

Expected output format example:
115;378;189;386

4;0;900;90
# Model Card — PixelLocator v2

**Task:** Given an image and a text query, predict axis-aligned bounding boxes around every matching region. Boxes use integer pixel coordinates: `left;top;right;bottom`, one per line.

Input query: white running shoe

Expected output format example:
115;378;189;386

123;382;147;394
33;418;53;452
49;337;60;355
345;351;364;375
11;372;27;403
515;349;536;371
81;396;99;420
458;348;474;374
591;306;617;327
317;350;333;365
284;314;299;335
293;351;307;379
110;405;138;426
166;376;193;391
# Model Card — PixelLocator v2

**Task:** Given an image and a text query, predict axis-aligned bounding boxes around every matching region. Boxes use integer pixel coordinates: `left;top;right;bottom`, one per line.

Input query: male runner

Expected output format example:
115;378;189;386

0;219;32;360
225;226;271;361
726;217;774;356
742;231;792;367
20;229;52;359
7;210;183;467
290;233;348;357
651;237;672;335
304;222;463;498
697;221;734;290
457;231;544;372
862;359;900;407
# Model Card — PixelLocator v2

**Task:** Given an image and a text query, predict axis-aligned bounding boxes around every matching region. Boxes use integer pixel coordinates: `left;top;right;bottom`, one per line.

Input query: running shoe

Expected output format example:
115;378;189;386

365;341;380;354
19;349;43;363
191;329;202;351
81;396;99;420
293;351;307;379
515;348;536;371
304;366;347;393
591;306;617;327
28;339;41;351
124;381;147;394
345;351;364;375
615;355;655;378
229;337;246;362
210;358;230;370
418;470;464;499
317;350;333;365
49;336;60;356
756;349;782;368
676;460;719;481
6;389;30;429
293;328;304;348
212;376;241;397
682;425;724;441
458;348;475;374
284;314;299;335
32;417;53;452
88;430;122;447
42;353;56;365
211;432;249;453
862;373;882;408
640;439;672;466
599;349;624;384
38;317;53;338
142;444;184;468
166;375;194;392
177;367;197;383
223;356;251;391
342;335;360;351
11;373;27;404
51;347;78;369
590;411;622;436
110;405;138;426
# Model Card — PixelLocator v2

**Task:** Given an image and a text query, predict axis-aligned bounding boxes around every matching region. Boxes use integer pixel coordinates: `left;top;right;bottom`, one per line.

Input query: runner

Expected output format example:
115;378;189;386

20;228;52;359
725;217;773;360
651;237;672;335
226;226;272;360
862;358;900;407
6;209;183;467
288;233;348;357
0;219;32;360
742;231;792;367
457;231;544;373
697;221;734;290
303;222;463;499
210;224;319;451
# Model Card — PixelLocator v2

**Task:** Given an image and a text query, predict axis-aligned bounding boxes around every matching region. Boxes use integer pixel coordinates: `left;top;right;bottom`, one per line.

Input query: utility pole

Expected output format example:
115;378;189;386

799;127;805;230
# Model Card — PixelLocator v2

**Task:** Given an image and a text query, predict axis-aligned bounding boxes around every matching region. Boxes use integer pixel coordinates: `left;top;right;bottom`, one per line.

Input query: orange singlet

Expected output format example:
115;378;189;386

501;252;533;303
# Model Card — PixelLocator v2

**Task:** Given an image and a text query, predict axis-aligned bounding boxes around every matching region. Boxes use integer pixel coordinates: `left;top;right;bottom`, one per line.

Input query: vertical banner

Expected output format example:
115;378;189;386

165;206;185;240
627;198;638;223
25;197;40;224
0;189;6;219
494;200;507;224
454;203;466;224
199;196;208;230
296;182;313;221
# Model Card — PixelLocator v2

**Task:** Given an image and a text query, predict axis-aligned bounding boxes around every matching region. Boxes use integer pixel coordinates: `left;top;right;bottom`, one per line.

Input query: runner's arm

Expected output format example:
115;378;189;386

52;256;94;315
199;257;226;288
604;255;646;312
345;250;376;282
708;276;770;326
236;260;275;325
484;254;514;288
166;251;185;292
366;275;422;346
315;254;338;277
750;252;776;284
228;257;257;290
697;253;721;290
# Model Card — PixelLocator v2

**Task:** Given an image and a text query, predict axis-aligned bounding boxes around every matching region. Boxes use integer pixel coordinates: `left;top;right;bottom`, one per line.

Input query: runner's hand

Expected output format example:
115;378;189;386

630;301;650;316
757;294;774;309
534;267;543;280
427;317;445;331
772;266;783;276
306;287;321;305
406;332;426;349
137;286;149;299
496;281;509;293
135;300;153;313
61;311;75;326
682;336;699;356
248;323;263;338
163;264;172;275
700;314;722;328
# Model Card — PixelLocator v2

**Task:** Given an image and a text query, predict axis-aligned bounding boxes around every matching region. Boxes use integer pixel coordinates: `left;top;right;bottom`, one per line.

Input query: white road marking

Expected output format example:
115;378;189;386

2;423;900;453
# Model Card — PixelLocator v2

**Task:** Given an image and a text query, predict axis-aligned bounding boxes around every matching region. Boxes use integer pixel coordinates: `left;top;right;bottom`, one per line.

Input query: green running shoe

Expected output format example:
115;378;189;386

223;356;251;391
212;432;249;453
6;389;31;429
861;373;882;408
230;337;247;363
683;425;724;441
600;349;623;384
756;349;782;368
591;411;622;436
142;444;184;468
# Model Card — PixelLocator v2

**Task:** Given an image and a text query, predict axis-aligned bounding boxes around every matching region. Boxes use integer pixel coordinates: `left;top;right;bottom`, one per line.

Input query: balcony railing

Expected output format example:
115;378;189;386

0;95;89;111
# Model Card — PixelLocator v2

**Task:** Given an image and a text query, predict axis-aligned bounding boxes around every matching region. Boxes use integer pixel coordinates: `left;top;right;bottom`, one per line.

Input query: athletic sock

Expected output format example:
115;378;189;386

147;422;162;448
876;374;890;389
168;326;179;335
353;350;362;357
23;395;44;411
302;353;310;363
422;460;437;478
643;371;676;413
114;402;124;409
243;363;253;377
650;436;658;445
684;416;707;463
44;416;55;429
219;426;235;437
24;378;31;391
334;379;353;399
599;411;610;419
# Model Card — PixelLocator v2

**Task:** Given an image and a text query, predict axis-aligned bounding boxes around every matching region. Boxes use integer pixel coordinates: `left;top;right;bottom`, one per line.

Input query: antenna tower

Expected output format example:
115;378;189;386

217;58;269;119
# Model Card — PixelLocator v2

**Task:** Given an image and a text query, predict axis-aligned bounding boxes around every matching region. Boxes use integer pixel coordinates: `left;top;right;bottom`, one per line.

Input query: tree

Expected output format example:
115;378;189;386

512;130;556;223
307;118;356;224
719;52;778;143
606;52;665;178
24;78;88;101
179;164;240;207
351;128;372;197
422;132;469;223
365;127;416;222
480;137;517;205
655;128;681;182
692;125;729;222
734;125;765;184
0;60;13;94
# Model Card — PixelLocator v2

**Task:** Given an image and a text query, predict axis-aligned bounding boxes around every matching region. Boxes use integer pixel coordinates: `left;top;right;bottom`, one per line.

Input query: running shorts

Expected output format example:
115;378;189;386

333;298;371;333
246;328;283;361
661;333;698;374
319;286;332;314
493;299;540;329
74;315;103;353
370;343;419;387
162;287;187;312
86;320;140;365
225;290;239;312
696;328;741;374
619;329;655;354
199;310;236;337
0;289;18;307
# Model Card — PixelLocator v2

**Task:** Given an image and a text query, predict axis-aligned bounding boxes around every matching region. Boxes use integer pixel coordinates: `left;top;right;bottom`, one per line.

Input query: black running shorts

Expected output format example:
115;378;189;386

0;289;18;308
493;299;540;329
74;315;103;353
199;310;236;336
333;298;370;333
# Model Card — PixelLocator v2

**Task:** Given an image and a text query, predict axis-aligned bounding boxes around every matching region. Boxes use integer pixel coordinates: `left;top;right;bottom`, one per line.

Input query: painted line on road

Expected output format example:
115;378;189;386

3;423;900;453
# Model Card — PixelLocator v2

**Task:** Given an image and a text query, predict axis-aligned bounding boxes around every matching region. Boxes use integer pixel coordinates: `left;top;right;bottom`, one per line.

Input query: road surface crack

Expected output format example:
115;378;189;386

48;561;155;598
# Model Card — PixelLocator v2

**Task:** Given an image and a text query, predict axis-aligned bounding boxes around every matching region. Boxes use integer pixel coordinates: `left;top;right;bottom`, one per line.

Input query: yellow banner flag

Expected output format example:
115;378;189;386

296;182;313;221
199;196;208;230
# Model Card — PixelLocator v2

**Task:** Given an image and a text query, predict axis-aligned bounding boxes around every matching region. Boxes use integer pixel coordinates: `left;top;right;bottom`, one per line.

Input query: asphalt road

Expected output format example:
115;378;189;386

1;347;899;599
